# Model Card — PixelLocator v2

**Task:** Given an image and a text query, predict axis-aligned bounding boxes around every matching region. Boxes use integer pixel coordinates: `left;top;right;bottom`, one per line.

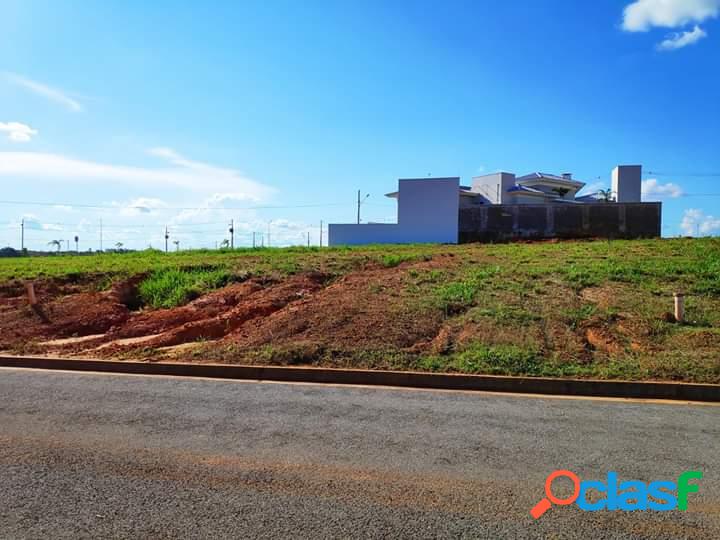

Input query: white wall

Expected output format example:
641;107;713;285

612;165;642;203
329;178;459;245
471;173;516;204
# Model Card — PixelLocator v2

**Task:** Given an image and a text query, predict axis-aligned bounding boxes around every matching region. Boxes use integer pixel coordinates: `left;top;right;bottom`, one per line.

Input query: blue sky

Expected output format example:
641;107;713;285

1;0;720;250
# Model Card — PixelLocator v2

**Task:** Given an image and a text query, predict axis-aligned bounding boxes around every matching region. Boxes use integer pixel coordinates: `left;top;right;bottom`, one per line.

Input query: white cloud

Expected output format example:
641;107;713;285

166;195;315;247
169;192;260;226
641;178;684;199
622;0;720;31
657;25;708;50
4;72;83;112
113;197;168;217
578;181;608;196
0;121;37;142
13;214;63;232
0;149;274;198
681;208;720;236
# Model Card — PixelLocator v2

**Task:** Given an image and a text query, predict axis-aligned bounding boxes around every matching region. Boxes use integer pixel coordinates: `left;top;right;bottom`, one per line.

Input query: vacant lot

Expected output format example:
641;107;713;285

1;238;718;383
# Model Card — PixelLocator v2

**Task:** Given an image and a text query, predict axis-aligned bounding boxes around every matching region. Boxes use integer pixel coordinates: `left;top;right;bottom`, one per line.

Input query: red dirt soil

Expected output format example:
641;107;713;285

0;263;448;359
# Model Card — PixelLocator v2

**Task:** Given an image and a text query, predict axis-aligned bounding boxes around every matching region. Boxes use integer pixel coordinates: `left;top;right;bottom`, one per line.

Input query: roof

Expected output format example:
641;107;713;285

386;186;478;199
506;185;546;194
515;172;586;190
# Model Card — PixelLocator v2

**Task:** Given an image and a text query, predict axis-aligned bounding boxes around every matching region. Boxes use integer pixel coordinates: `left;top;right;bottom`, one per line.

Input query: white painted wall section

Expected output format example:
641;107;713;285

471;173;516;204
612;165;642;203
328;177;459;245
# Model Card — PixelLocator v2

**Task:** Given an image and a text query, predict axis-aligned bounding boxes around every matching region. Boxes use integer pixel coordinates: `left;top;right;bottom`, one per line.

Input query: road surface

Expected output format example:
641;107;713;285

0;367;718;539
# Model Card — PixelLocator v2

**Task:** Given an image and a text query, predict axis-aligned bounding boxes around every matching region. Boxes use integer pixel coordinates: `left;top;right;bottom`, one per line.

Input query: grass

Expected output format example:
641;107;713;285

138;267;236;308
2;238;720;383
433;266;501;314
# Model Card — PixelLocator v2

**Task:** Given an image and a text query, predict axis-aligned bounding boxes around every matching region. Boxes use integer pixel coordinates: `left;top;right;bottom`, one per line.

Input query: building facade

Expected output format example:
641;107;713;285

328;165;660;245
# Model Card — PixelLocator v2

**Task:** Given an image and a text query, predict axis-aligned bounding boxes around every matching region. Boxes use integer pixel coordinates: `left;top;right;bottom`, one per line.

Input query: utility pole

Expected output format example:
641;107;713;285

74;235;79;253
66;239;70;251
21;218;24;252
229;220;234;249
252;231;256;248
357;191;369;224
165;226;169;253
307;232;310;247
319;220;323;247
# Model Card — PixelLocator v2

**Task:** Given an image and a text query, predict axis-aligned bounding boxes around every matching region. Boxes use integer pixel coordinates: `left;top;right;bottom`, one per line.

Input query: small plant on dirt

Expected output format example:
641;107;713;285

434;265;501;315
381;253;416;268
563;304;598;330
138;267;236;309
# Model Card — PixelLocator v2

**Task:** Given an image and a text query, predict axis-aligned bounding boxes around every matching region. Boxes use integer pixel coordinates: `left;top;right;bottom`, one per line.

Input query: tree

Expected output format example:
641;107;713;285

597;189;615;202
552;187;570;198
220;239;230;249
48;240;62;253
115;242;124;250
173;239;180;252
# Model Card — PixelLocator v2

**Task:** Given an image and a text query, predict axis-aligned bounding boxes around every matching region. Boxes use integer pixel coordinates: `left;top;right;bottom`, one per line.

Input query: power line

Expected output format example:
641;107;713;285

647;171;720;177
0;200;348;211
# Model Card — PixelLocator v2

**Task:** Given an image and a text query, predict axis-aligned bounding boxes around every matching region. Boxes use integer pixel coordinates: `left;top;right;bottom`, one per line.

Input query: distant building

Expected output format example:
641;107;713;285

328;165;660;245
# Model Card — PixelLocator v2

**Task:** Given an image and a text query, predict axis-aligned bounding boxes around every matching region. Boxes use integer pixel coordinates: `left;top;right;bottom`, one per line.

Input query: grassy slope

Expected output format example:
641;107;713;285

1;239;719;382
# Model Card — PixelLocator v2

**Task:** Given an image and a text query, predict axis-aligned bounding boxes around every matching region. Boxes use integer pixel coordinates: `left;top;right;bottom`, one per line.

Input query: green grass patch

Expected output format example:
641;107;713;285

381;253;421;268
138;267;236;309
434;265;501;314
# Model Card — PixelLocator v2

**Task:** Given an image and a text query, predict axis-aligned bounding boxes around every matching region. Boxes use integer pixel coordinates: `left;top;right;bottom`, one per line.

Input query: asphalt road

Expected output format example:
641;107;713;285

0;368;718;539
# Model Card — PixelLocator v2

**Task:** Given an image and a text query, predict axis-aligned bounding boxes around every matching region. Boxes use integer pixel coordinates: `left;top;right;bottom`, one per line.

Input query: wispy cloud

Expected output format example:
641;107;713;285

681;208;720;236
622;0;720;31
621;0;718;49
112;197;168;217
0;121;37;142
4;72;84;112
641;179;684;199
657;25;708;50
0;148;274;198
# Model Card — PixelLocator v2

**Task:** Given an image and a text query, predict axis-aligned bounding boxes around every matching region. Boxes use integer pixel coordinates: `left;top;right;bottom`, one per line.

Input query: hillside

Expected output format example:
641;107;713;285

0;238;718;383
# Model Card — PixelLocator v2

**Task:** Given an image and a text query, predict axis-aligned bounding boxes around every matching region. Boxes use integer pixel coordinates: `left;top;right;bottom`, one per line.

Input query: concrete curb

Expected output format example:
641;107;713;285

1;355;718;402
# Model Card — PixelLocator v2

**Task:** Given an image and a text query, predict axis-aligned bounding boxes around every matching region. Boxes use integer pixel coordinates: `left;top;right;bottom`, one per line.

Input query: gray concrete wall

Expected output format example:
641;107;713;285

459;202;661;242
612;165;642;203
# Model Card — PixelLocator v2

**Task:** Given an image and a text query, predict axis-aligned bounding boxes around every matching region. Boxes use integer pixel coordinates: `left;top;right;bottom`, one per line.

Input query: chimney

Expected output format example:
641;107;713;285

612;165;642;203
562;173;572;180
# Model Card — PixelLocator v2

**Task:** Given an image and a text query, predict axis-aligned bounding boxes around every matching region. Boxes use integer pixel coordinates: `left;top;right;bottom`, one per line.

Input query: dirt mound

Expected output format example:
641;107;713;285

88;272;331;355
104;280;263;340
1;259;453;359
226;263;444;351
0;291;129;350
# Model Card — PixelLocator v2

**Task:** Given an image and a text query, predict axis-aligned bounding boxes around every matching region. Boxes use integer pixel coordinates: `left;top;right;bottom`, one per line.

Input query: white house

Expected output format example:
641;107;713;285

328;165;646;246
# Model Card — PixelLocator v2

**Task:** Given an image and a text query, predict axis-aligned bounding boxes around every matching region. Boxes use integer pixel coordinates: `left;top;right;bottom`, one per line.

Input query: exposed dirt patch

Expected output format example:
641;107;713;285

224;260;447;352
0;290;129;350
